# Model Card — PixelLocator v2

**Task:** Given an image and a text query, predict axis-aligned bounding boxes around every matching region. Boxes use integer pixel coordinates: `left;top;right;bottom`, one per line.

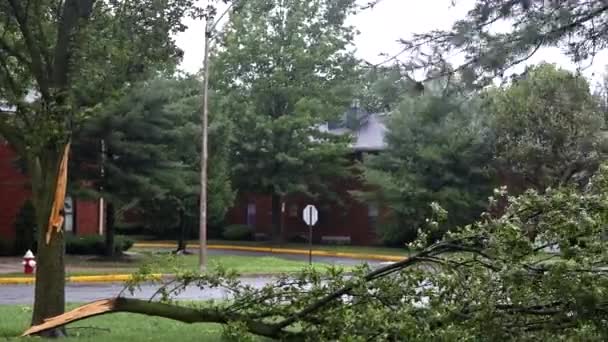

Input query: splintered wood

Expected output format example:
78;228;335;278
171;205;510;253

22;299;117;336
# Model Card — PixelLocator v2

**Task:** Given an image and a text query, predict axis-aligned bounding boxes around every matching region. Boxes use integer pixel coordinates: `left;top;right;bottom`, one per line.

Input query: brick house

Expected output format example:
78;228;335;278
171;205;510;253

225;109;389;245
0;141;104;255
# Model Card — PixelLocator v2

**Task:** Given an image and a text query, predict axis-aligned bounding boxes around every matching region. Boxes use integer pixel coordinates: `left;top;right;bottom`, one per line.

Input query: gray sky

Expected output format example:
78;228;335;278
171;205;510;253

174;0;608;86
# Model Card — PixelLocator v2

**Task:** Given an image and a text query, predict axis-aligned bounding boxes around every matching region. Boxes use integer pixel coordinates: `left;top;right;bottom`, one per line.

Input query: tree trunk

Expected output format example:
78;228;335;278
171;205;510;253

30;159;66;336
176;208;187;253
271;193;283;244
104;202;115;257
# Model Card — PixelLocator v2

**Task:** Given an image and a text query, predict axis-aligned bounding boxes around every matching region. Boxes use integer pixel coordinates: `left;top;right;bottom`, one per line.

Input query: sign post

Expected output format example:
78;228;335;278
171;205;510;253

302;204;318;265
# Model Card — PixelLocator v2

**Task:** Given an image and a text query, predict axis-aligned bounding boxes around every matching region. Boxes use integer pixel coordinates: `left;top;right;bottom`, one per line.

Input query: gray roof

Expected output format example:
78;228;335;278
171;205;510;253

319;112;388;152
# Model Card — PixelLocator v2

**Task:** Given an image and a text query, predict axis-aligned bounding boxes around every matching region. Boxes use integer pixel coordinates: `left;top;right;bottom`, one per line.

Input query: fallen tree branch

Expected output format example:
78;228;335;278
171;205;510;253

21;237;502;339
22;298;286;339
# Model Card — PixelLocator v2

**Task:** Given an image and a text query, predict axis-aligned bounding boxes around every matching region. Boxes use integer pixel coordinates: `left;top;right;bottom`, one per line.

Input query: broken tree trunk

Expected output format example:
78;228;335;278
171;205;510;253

22;298;280;338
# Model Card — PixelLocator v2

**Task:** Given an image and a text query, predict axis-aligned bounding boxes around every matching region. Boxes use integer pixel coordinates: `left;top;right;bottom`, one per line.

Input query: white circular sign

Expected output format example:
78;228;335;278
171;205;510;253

302;204;318;226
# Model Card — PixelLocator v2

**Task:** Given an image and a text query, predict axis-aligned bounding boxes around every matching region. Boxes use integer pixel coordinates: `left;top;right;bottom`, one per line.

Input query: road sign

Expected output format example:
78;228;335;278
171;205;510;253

302;204;318;226
302;204;318;265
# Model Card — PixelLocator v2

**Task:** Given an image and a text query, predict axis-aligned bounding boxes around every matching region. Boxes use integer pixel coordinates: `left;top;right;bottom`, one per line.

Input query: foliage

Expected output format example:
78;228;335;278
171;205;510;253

356;64;416;113
485;63;606;191
71;76;235;238
359;80;494;245
65;235;133;256
389;0;608;87
211;0;360;238
221;224;254;241
139;196;183;237
0;0;202;323
58;162;608;341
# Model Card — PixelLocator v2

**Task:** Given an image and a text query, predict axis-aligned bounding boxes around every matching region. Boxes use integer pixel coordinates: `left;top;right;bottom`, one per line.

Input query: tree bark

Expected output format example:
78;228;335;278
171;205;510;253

30;155;66;337
104;202;115;257
176;208;187;253
271;193;283;244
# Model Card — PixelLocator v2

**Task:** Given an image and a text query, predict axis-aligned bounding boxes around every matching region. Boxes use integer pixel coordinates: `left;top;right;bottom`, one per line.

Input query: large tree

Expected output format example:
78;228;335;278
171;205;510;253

358;79;494;245
484;63;605;192
211;0;359;241
0;0;195;329
72;76;234;255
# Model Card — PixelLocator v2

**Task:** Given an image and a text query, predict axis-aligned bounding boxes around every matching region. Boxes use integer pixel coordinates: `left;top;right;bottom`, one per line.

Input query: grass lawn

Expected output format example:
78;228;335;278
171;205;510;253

136;238;411;257
0;253;339;278
145;253;337;275
0;304;263;341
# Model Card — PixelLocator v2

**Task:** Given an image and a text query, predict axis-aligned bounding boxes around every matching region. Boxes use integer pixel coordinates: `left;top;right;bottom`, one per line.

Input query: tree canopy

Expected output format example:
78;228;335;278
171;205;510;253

359;79;494;245
211;0;360;239
0;0;198;327
71;76;234;249
386;0;608;87
484;63;606;192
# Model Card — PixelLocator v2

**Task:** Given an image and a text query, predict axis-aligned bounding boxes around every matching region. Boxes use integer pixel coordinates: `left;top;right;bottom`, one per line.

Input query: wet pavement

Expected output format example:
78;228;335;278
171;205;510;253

0;277;275;305
0;251;391;305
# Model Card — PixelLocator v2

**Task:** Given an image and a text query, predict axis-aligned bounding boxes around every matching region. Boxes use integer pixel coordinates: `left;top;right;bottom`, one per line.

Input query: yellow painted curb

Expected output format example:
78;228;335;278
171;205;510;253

0;273;164;285
133;242;405;262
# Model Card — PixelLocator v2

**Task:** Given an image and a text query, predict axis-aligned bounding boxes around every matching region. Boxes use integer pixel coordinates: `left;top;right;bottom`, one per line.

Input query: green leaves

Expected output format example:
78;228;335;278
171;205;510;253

71;76;234;228
485;63;605;192
396;0;608;87
361;82;494;245
212;0;358;198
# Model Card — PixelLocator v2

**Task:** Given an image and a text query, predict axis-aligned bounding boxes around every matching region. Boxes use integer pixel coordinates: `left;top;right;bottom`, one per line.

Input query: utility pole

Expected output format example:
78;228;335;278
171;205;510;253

199;1;241;272
199;15;213;273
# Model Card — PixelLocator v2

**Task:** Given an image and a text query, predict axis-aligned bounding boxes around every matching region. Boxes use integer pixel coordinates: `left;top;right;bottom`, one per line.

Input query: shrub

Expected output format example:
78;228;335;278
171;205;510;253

0;239;16;256
222;225;253;241
65;235;134;255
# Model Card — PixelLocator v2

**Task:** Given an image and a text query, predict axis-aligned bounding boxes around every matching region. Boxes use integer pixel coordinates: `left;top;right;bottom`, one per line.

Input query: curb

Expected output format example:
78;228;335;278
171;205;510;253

0;273;164;285
133;242;405;262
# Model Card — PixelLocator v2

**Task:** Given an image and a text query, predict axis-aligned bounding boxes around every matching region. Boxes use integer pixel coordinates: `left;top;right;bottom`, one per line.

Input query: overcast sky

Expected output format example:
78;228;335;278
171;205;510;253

174;0;608;86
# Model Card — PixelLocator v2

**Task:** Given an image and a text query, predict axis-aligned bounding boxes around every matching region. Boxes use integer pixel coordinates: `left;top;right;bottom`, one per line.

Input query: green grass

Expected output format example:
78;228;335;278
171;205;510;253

145;253;336;275
0;253;340;278
136;238;410;256
0;304;250;341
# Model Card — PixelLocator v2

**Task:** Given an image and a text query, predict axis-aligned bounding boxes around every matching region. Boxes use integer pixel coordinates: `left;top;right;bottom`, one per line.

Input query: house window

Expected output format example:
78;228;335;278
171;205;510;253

368;204;379;230
246;203;256;227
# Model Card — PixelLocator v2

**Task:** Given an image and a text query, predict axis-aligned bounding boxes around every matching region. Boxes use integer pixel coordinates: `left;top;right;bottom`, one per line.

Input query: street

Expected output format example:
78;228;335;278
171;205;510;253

0;251;389;305
0;277;275;305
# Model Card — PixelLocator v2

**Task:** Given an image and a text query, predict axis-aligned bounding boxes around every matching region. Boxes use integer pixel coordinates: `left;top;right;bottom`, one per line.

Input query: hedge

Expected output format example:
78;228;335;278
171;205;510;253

65;235;134;255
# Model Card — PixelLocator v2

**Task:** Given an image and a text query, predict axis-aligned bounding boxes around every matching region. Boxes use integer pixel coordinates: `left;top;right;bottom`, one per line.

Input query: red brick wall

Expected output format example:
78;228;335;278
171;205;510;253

0;144;31;245
0;143;102;245
75;200;100;236
225;172;382;245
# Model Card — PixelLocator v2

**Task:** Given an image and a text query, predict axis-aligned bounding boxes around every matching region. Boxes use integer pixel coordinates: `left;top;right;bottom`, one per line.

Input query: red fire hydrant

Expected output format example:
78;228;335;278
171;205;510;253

22;250;36;274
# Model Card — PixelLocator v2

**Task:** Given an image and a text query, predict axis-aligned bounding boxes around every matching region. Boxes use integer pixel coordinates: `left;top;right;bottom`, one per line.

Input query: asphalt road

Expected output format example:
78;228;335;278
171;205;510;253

0;277;275;305
0;252;391;305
